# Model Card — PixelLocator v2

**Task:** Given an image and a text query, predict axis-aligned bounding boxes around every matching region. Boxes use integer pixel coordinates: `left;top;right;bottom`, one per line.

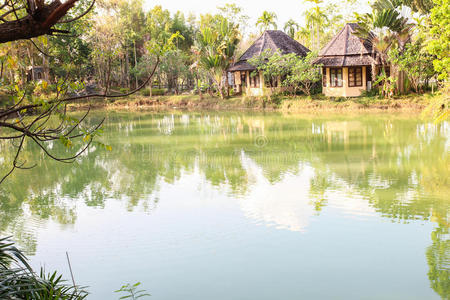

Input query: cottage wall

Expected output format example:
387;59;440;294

323;67;367;97
245;71;265;97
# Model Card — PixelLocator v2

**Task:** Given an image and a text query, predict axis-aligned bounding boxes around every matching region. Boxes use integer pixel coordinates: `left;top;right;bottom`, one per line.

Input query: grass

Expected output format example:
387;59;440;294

1;87;444;113
73;91;446;113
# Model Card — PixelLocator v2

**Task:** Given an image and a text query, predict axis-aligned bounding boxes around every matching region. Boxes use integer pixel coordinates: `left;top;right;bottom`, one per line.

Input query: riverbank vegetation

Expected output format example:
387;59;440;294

67;91;444;114
0;237;88;299
0;0;448;104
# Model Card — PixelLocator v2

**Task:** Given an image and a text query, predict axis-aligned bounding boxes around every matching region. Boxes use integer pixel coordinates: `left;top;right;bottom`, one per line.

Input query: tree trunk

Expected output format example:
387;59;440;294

125;49;130;89
134;41;138;89
316;24;320;51
149;78;153;97
105;57;112;96
27;46;34;81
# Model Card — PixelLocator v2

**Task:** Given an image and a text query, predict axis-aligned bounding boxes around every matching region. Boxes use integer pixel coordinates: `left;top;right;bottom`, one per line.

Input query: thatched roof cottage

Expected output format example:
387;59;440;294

229;30;310;97
315;23;380;97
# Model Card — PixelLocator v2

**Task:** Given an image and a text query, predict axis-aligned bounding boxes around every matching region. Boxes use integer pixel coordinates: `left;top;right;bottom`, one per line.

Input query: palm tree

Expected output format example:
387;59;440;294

304;0;328;51
256;11;278;32
196;17;240;99
284;19;299;39
295;26;312;48
354;0;414;94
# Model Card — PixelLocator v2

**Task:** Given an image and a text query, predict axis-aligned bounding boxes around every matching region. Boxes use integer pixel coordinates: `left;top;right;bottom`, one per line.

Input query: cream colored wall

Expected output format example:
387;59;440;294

323;66;367;97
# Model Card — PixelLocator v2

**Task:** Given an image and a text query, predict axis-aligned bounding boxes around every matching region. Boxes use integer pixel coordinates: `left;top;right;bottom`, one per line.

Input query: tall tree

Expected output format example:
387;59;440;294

354;0;415;94
196;15;240;99
256;11;277;32
284;19;299;39
304;0;328;51
217;3;249;35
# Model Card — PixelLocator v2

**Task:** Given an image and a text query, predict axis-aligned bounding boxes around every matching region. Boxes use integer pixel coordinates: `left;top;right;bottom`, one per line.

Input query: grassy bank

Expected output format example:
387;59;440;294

68;92;447;113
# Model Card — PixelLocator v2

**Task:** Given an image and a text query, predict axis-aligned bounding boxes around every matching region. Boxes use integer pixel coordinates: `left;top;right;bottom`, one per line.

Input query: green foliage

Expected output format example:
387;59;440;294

0;237;88;299
284;52;322;95
248;49;293;85
248;50;321;95
426;0;450;81
375;68;398;98
195;15;240;99
141;88;166;96
115;282;151;299
284;19;299;39
389;39;435;93
256;11;278;32
217;4;250;34
354;0;414;61
360;88;381;98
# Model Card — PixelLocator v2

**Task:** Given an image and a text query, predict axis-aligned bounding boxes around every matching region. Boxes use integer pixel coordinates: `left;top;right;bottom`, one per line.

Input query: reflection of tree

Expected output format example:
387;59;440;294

0;113;448;266
426;224;450;299
309;169;333;213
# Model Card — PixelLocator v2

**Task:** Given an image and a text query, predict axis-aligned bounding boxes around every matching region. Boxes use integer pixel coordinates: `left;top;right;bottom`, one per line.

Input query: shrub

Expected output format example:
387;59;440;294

333;97;348;102
0;236;88;299
360;88;380;98
141;88;165;97
152;88;165;96
119;87;130;94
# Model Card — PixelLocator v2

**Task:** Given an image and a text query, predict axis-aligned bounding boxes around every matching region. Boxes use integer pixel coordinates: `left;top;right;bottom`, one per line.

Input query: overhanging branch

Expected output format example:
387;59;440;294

0;0;80;43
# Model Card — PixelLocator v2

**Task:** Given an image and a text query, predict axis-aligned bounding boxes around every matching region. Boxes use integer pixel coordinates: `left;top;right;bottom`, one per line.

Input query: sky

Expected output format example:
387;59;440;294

144;0;371;35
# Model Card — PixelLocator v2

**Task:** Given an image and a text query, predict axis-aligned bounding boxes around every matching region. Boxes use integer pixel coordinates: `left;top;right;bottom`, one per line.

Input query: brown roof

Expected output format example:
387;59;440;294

315;54;378;67
315;23;378;67
229;30;310;72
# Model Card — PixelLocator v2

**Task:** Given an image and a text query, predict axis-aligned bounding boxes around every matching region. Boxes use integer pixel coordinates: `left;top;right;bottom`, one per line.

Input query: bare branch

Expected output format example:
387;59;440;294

0;135;24;184
29;38;55;58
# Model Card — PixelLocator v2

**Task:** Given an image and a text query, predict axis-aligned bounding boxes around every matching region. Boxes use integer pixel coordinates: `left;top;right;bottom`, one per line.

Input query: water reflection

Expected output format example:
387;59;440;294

0;112;448;298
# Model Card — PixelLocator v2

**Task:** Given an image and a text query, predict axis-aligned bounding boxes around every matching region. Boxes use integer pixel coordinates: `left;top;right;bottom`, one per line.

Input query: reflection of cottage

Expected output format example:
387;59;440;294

325;121;365;148
27;66;44;81
229;30;310;97
315;23;379;97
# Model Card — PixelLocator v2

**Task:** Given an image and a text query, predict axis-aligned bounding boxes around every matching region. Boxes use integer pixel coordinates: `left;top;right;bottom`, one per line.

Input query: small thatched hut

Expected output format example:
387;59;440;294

315;23;379;97
229;30;310;97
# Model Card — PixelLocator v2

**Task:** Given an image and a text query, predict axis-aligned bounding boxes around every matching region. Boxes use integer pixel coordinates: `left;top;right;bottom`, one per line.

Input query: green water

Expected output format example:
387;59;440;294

1;111;449;299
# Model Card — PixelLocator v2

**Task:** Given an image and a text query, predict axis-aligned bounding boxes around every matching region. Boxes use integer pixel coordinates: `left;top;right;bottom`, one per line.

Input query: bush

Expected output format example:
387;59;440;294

152;88;165;96
119;87;130;94
333;97;348;102
360;88;380;98
141;88;165;97
356;96;376;107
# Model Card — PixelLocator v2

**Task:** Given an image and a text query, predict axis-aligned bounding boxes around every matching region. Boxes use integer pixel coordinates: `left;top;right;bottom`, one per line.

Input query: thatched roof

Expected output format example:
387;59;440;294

315;23;378;67
229;30;310;72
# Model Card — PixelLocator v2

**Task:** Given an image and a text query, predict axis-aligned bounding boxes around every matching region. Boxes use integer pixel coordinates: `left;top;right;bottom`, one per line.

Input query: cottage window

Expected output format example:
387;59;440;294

348;67;362;87
322;68;327;87
330;68;342;87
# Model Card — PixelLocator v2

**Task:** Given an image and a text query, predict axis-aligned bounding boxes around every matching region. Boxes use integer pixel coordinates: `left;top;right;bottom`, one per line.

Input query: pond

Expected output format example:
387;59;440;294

1;111;449;299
